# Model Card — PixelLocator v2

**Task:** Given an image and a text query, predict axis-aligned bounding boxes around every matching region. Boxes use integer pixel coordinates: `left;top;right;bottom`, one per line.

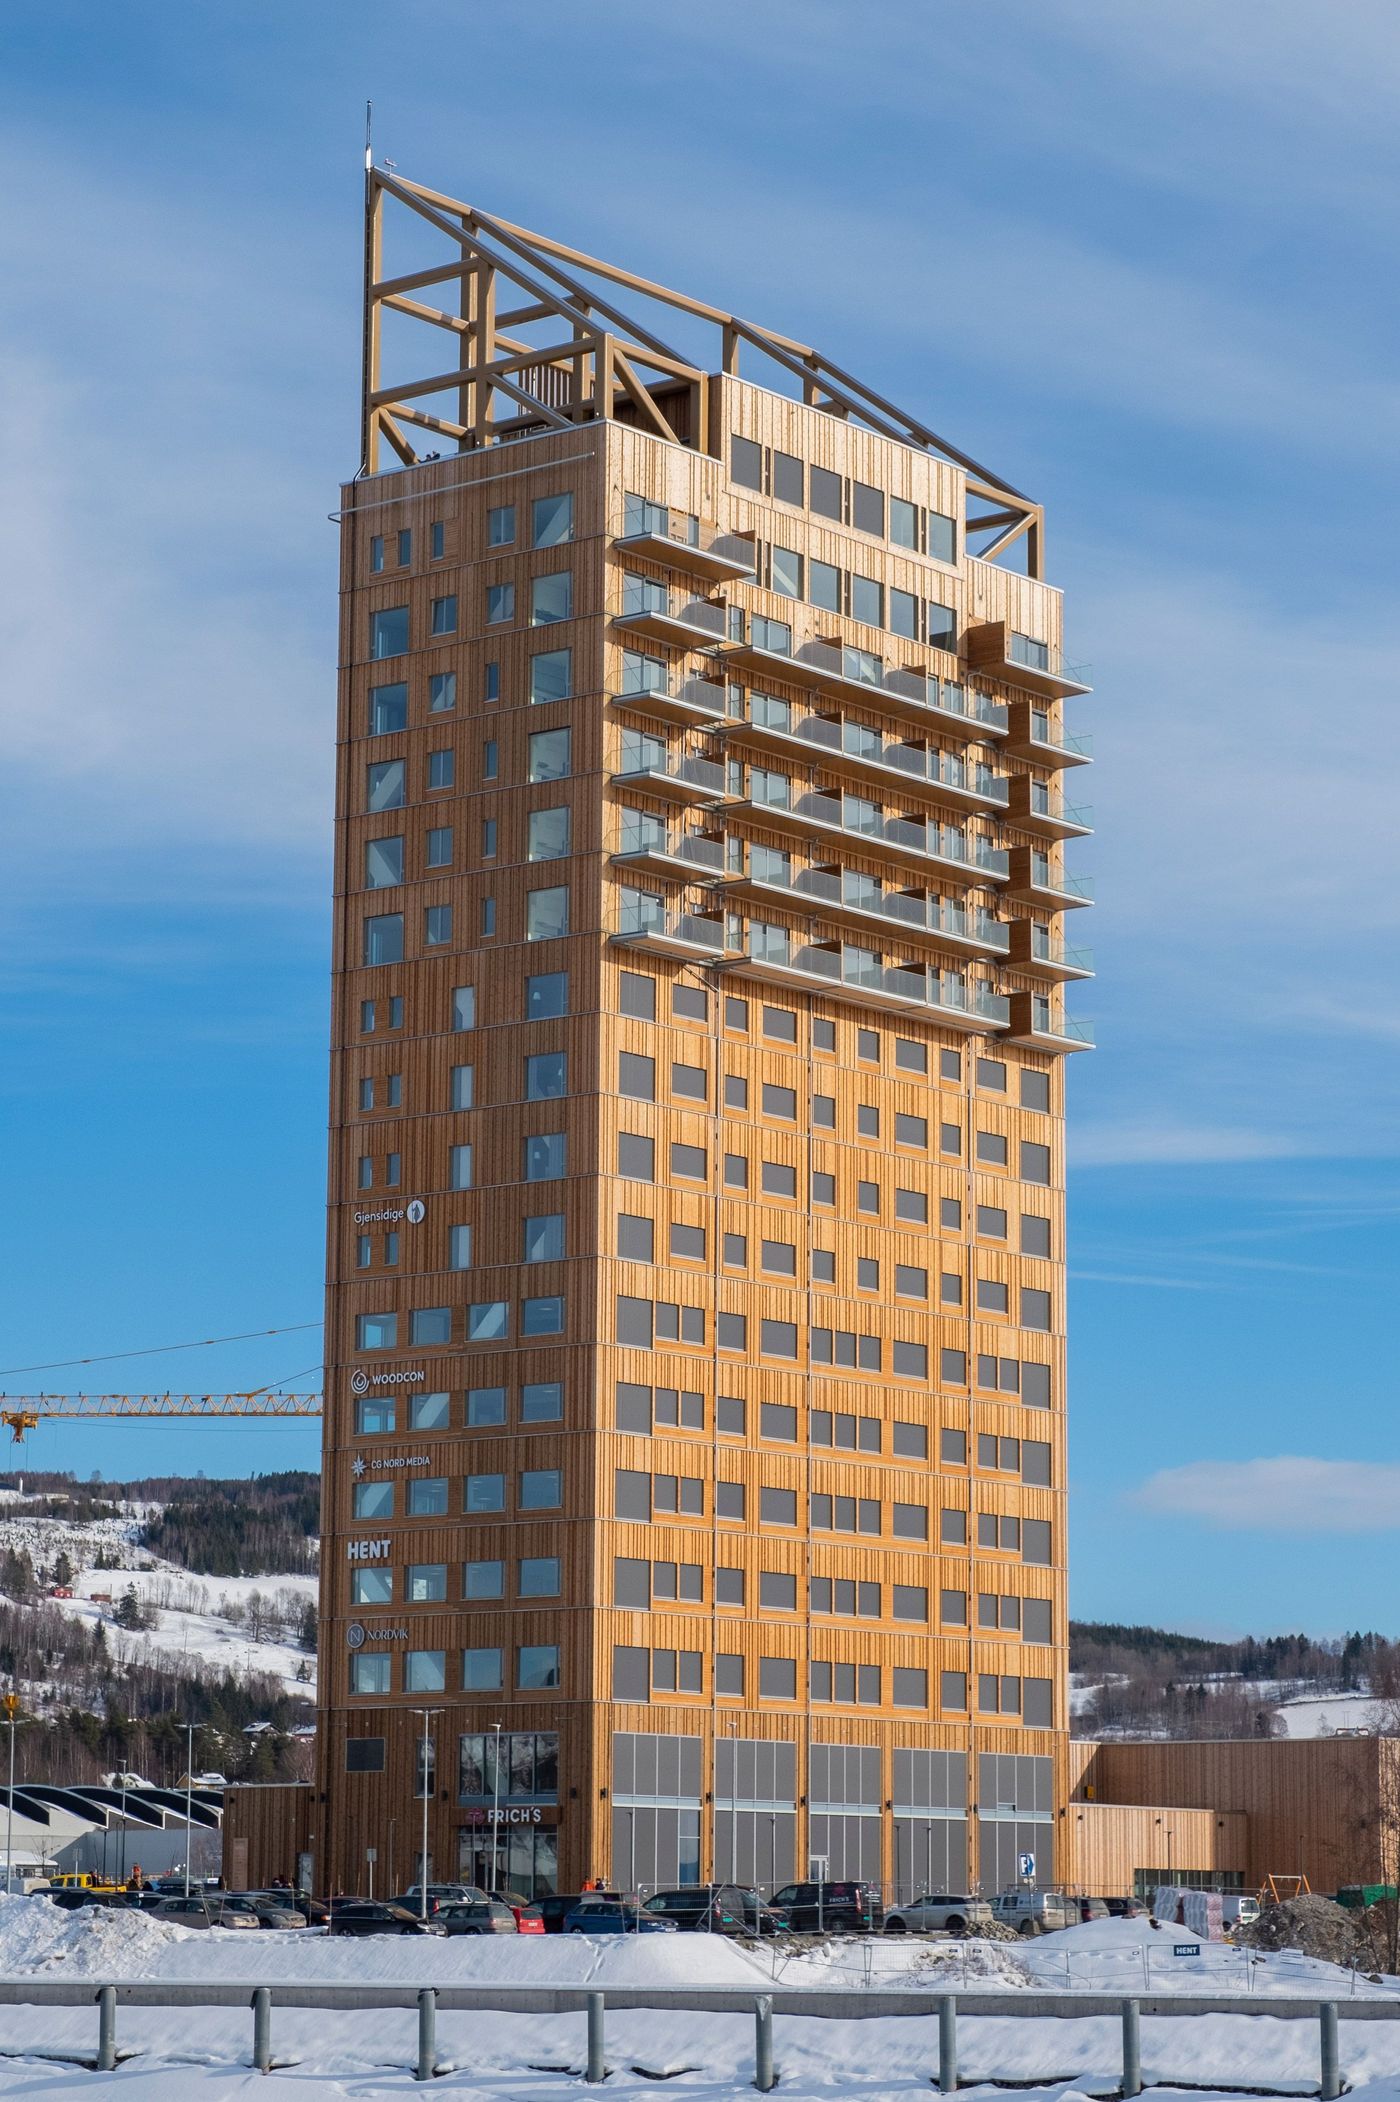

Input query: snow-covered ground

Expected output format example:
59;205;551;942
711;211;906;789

0;1907;1399;2097
1273;1689;1384;1738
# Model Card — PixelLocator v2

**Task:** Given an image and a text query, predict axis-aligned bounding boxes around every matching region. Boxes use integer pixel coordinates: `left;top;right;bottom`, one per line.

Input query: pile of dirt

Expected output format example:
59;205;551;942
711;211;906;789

1237;1895;1365;1965
971;1917;1023;1942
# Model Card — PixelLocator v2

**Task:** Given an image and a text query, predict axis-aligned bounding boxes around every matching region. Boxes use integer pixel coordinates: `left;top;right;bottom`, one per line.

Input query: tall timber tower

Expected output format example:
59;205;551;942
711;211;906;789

313;167;1092;1903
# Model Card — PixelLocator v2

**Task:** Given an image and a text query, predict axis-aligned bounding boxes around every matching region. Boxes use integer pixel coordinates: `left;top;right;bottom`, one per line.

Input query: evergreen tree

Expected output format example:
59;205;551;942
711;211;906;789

114;1588;142;1632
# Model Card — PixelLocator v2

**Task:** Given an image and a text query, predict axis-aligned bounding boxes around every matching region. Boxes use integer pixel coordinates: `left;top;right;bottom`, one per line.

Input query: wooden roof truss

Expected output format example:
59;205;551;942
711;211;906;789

363;169;1043;576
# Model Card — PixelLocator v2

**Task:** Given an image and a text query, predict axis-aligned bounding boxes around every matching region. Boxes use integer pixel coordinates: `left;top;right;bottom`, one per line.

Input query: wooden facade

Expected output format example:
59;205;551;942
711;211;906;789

308;180;1092;1905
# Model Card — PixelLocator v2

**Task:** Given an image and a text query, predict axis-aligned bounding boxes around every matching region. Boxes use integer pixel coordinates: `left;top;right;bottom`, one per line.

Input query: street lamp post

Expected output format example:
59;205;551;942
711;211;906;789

183;1722;195;1898
726;1721;739;1883
3;1691;19;1895
490;1722;503;1893
412;1709;442;1920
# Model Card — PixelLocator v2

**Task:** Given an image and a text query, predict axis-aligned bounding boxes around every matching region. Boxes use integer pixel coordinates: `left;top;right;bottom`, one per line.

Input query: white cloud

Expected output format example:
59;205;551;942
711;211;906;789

1135;1457;1400;1533
1071;1122;1308;1169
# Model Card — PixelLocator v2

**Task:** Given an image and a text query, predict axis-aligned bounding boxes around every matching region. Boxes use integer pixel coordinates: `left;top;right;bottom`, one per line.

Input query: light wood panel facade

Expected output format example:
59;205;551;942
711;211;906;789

312;206;1091;1904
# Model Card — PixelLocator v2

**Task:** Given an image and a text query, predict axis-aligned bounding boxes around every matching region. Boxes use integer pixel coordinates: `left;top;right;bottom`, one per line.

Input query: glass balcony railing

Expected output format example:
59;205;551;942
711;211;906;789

613;751;727;798
622;495;698;544
618;498;755;578
615;667;729;721
1027;711;1093;761
1029;925;1094;972
615;901;729;951
770;790;1009;876
789;868;1010;950
615;822;726;872
618;577;728;638
743;702;1009;803
746;935;1009;1024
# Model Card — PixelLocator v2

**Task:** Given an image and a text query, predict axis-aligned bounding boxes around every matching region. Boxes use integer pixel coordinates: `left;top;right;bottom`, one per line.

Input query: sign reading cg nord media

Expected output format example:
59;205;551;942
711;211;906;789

350;1366;426;1394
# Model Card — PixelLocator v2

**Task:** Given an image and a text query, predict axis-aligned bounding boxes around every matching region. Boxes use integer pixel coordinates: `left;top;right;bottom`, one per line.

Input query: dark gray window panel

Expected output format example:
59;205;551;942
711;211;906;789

612;1645;649;1700
614;1557;650;1607
614;1469;650;1520
1023;1599;1053;1645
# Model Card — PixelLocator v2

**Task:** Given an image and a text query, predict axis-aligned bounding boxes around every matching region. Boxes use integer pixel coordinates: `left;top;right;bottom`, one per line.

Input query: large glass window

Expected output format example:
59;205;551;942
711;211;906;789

467;1302;510;1341
407;1477;449;1517
526;971;568;1020
370;607;408;659
463;1648;503;1692
411;1307;452;1345
407;1565;448;1603
521;1381;563;1421
532;492;574;547
467;1385;506;1427
486;581;515;624
410;1390;451;1430
356;1312;397;1351
465;1561;504;1600
367;759;405;813
355;1395;395;1434
531;571;572;624
522;1295;563;1335
405;1650;447;1692
518;1644;561;1689
487;503;515;545
520;1468;562;1509
850;574;883;628
430;595;457;636
523;1214;564;1263
528;807;571;861
529;727;571;782
351;1568;393;1604
530;648;572;704
369;683;407;735
771;546;802;599
526;887;569;941
466;1472;505;1512
353;1480;394;1520
365;837;404;890
351;1654;391;1694
519;1557;560;1597
809;558;841;612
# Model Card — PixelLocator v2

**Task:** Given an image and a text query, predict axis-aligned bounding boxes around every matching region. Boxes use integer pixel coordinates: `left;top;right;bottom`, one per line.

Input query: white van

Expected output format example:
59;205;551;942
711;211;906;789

993;1888;1080;1936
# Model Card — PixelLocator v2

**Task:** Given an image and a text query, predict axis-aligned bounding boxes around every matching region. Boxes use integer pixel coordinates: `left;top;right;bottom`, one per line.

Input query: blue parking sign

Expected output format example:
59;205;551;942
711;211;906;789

1018;1852;1036;1879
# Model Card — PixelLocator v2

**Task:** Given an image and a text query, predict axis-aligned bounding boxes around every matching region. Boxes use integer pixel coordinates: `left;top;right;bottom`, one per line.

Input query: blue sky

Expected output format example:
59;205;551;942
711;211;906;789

3;0;1399;1631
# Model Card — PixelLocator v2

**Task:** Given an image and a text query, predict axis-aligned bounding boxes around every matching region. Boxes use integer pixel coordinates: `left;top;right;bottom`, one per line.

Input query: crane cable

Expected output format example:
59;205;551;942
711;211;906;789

0;1323;322;1378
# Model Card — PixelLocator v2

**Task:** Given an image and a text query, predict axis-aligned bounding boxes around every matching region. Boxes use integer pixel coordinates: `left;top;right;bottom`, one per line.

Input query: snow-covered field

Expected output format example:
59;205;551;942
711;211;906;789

0;1906;1399;2097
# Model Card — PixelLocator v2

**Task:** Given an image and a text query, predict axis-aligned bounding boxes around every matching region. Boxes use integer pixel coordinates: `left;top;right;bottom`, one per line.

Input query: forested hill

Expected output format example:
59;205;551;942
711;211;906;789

1071;1620;1397;1739
0;1471;319;1578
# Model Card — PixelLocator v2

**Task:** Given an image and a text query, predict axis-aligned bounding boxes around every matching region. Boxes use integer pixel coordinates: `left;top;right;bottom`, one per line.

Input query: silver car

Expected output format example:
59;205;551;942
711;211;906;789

152;1895;261;1931
885;1892;995;1936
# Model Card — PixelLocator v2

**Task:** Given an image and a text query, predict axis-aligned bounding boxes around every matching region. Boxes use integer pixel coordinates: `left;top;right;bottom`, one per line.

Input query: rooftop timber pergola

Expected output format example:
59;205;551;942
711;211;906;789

361;167;1044;577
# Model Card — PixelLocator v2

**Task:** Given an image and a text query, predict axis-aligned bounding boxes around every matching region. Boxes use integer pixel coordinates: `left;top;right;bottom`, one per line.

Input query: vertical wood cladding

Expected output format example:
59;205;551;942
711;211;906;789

314;384;1086;1900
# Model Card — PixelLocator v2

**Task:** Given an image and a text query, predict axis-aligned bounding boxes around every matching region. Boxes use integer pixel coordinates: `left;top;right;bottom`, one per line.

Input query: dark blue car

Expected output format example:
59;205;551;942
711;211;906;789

563;1896;677;1934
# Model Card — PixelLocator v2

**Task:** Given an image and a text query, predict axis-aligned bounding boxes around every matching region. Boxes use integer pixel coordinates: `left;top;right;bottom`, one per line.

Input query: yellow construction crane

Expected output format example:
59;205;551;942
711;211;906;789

0;1394;323;1445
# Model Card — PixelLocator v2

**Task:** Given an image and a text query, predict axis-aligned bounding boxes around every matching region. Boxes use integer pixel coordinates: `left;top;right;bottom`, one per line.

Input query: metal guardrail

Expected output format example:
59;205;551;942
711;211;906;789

0;1977;1378;2090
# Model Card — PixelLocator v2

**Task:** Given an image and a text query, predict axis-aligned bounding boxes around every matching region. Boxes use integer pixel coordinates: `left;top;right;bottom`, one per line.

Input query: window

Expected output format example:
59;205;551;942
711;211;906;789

353;1481;393;1520
725;996;749;1031
532;492;573;547
351;1569;392;1605
1022;1213;1052;1258
1021;1068;1051;1114
451;1064;474;1109
463;1648;503;1692
484;661;500;703
976;1131;1009;1167
370;536;384;573
526;886;569;941
940;1509;968;1546
771;546;802;598
670;1223;705;1261
940;1671;968;1712
370;607;408;659
428;749;454;790
530;648;572;704
449;1224;472;1270
809;557;841;611
407;1476;448;1517
511;1384;560;1431
524;1131;566;1181
365;837;403;890
529;727;571;781
356;1313;396;1352
519;1557;560;1598
523;807;567;866
523;1213;564;1263
487;503;515;545
761;1162;796;1198
852;480;884;535
761;1240;796;1277
890;586;919;640
619;970;655;1021
927;600;957;652
763;1005;797;1042
761;1083;797;1121
525;1051;567;1099
978;1205;1009;1240
466;1472;506;1514
770;448;803;505
893;1667;927;1709
426;827;452;869
672;1061;706;1100
977;1279;1009;1314
481;738;497;778
940;1122;961;1156
759;1657;797;1701
351;1654;391;1694
619;1051;655;1101
465;1561;504;1601
894;1113;927;1149
1021;1141;1052;1186
618;1133;654;1180
526;971;568;1019
424;904;452;947
369;682;407;735
941;1272;963;1306
760;1320;798;1359
407;1565;448;1604
356;1395;396;1434
429;521;443;559
731;435;763;490
520;1468;562;1509
467;1301;510;1341
486;581;515;625
889;496;918;549
760;1486;798;1526
430;594;457;636
367;759;405;813
463;1384;501;1428
1022;1288;1052;1331
671;1142;705;1180
411;1390;450;1430
725;1154;749;1190
894;1188;927;1225
857;1180;879;1215
857;1104;879;1139
531;571;572;624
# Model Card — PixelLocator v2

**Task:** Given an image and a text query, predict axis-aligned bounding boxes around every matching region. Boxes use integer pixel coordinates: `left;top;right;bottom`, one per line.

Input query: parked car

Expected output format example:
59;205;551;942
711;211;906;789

992;1889;1081;1937
494;1886;534;1923
229;1892;306;1929
151;1895;261;1931
393;1883;485;1917
769;1881;885;1934
516;1906;546;1936
48;1888;120;1913
643;1886;781;1936
247;1888;330;1926
1079;1897;1111;1922
328;1899;444;1937
564;1896;677;1934
534;1892;589;1933
884;1893;995;1936
1103;1897;1144;1919
438;1897;518;1936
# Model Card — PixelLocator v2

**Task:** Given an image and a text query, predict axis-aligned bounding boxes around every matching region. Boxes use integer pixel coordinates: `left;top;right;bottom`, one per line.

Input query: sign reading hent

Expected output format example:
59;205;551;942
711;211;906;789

347;1538;393;1562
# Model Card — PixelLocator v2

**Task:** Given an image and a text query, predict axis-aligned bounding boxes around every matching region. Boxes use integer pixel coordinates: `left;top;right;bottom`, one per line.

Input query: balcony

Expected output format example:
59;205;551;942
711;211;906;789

728;938;1011;1031
614;577;730;649
611;826;728;882
1004;846;1093;909
615;499;756;584
1006;920;1095;982
718;633;1009;741
610;670;730;730
722;703;1009;812
1003;990;1094;1052
726;863;1011;961
965;621;1092;698
732;790;1010;885
1005;703;1093;771
610;903;734;961
610;752;728;806
1004;777;1093;840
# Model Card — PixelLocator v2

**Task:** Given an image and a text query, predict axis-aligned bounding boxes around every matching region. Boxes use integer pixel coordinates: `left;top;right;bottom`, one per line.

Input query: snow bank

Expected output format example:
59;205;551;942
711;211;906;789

0;1892;193;1973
